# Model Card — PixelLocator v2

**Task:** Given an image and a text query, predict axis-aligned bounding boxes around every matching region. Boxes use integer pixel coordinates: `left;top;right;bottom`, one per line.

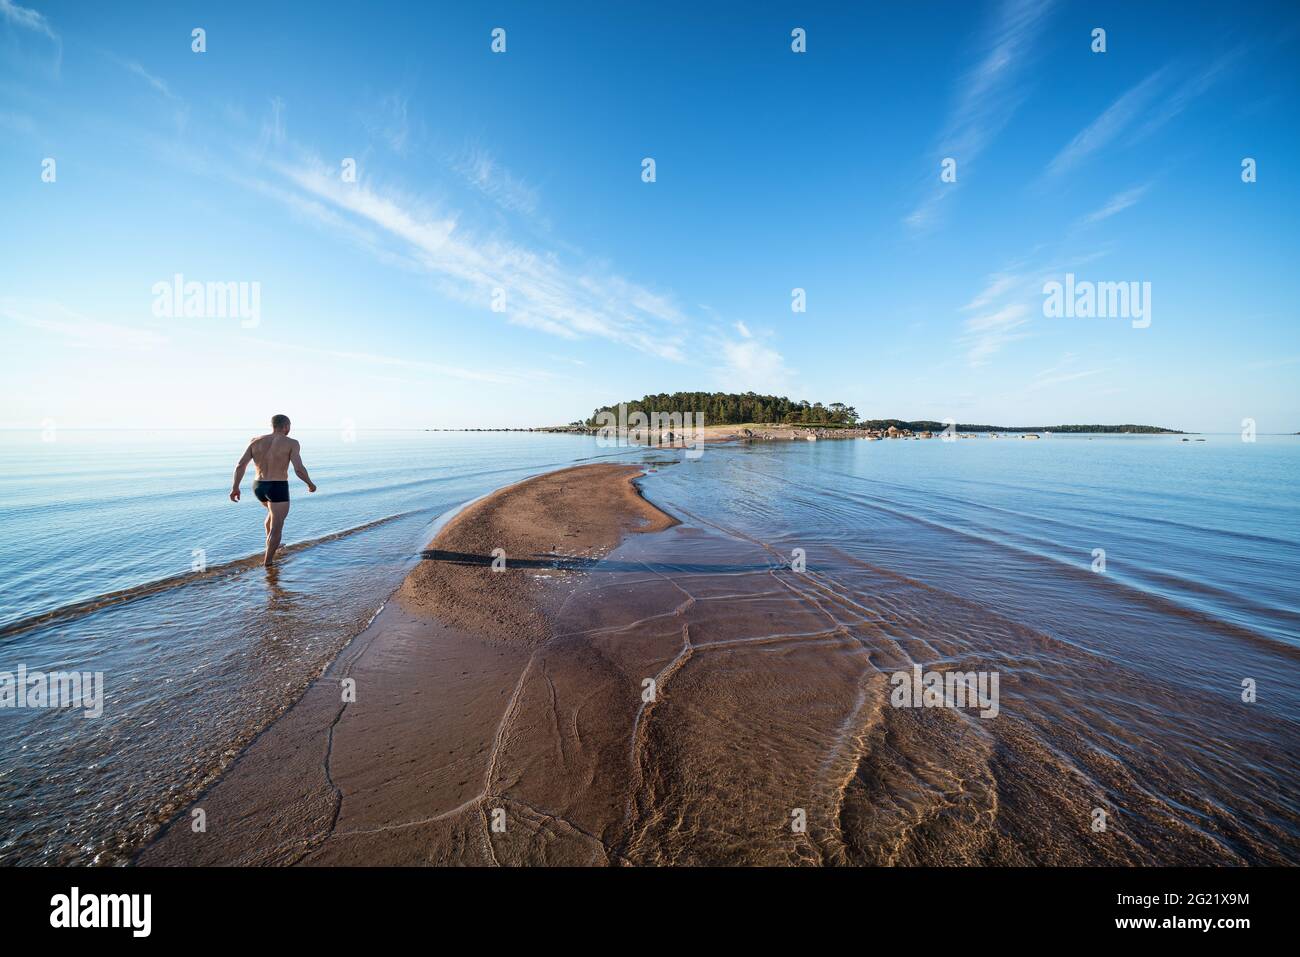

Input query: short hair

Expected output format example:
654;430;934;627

271;414;291;429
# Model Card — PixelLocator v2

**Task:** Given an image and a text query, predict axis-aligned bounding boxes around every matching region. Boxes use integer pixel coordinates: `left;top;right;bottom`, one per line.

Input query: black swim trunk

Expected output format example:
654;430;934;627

253;480;290;504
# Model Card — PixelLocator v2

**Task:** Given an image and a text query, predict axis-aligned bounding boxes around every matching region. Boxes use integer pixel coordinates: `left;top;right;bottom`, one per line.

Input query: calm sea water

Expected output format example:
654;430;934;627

0;430;1297;863
0;429;645;864
619;435;1300;863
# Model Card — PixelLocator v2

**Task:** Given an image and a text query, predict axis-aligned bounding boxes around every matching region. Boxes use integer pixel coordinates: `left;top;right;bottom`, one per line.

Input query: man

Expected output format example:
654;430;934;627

230;414;317;566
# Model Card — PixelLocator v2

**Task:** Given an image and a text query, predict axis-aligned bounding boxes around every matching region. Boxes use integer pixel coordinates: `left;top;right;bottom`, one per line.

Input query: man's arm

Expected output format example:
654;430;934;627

290;441;317;493
230;443;254;502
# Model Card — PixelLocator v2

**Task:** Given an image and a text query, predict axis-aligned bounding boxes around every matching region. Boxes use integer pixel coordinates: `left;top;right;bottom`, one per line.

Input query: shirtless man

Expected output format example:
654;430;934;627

229;414;317;566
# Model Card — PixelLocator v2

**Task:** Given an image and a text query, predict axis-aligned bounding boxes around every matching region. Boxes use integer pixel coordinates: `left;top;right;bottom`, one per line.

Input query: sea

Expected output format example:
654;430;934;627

0;429;1296;864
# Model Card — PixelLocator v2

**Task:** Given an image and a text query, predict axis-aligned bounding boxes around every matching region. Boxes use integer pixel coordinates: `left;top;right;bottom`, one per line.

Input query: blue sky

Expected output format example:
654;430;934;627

2;0;1297;431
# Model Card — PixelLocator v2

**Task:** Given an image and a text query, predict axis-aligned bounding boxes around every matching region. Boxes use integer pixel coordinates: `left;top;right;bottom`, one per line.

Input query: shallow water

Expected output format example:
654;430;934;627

459;436;1300;865
0;431;1297;864
0;429;643;864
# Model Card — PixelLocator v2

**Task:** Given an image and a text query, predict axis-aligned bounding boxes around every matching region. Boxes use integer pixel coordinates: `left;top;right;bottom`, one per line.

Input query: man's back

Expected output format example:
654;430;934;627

231;414;315;567
249;433;296;481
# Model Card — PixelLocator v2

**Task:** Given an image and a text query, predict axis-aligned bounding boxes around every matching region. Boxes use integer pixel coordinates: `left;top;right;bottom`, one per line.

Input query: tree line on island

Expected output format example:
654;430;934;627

581;392;1181;433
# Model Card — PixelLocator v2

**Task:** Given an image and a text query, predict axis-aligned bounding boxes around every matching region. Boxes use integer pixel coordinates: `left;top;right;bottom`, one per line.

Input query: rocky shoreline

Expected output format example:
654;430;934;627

536;422;1045;442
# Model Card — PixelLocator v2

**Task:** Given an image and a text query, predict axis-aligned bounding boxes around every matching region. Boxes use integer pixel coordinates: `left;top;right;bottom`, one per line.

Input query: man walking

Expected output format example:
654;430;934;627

230;414;317;566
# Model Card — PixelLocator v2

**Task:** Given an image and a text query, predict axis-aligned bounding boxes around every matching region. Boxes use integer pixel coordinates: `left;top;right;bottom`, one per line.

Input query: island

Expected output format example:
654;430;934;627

529;392;1184;440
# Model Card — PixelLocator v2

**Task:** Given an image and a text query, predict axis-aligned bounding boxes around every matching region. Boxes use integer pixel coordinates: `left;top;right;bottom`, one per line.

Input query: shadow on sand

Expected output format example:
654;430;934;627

418;548;779;576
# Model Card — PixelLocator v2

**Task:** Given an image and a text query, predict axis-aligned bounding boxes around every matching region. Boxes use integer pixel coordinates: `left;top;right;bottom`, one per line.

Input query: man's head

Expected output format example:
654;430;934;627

271;414;291;435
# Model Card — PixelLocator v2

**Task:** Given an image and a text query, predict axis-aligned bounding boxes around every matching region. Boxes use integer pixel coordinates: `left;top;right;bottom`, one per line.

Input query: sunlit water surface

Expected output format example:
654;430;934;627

0;430;1296;863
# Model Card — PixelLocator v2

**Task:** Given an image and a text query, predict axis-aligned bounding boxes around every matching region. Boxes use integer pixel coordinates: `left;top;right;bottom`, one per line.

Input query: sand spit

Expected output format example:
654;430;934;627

137;464;675;865
397;464;676;643
138;461;1297;866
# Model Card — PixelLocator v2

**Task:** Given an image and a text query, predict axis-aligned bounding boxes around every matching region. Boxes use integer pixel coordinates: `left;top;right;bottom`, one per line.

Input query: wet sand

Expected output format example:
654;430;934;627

137;463;675;865
396;463;677;642
139;460;1299;866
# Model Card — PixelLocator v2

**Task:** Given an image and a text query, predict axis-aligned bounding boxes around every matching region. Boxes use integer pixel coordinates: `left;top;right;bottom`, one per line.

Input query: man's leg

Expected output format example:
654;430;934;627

264;501;290;566
263;503;272;538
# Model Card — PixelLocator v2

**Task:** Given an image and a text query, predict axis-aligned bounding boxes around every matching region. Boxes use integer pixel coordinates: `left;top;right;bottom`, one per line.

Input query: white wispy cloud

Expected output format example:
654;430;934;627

1047;51;1240;179
113;57;178;100
1;291;553;390
1032;353;1077;378
702;314;792;392
963;273;1021;311
1027;355;1102;391
546;354;586;367
960;302;1032;366
1138;47;1244;139
1;0;61;73
956;245;1113;366
131;99;692;367
718;336;792;393
959;268;1037;365
905;0;1056;230
1081;184;1149;224
453;144;540;218
979;355;1112;409
1046;69;1169;178
0;0;55;40
0;300;168;350
262;153;686;360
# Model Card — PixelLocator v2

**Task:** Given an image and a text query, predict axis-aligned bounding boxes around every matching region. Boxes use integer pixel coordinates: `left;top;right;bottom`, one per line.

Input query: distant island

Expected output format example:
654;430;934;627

575;392;1183;434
